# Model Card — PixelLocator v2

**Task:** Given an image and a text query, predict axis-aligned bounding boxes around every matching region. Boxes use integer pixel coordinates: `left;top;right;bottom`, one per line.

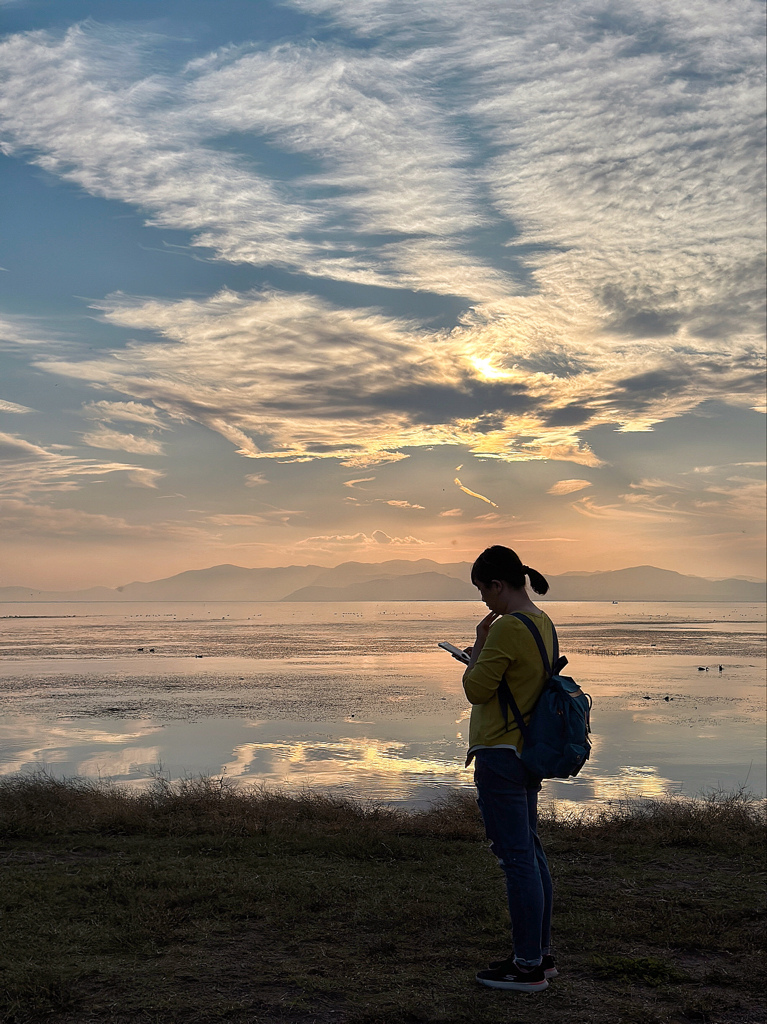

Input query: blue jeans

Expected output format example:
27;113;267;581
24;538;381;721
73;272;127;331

474;748;553;966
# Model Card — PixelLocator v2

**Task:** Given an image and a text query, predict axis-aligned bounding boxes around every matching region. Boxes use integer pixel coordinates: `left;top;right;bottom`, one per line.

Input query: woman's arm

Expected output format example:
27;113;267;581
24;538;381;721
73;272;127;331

465;611;499;671
462;613;512;705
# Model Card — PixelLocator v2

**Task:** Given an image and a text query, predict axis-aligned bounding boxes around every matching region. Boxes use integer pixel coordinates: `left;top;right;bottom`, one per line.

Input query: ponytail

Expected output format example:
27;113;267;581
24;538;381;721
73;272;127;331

524;565;549;596
471;545;549;596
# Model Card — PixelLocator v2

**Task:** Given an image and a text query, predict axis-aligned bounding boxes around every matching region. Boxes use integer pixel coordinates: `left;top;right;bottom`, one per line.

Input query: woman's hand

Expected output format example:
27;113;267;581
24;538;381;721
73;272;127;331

465;612;500;671
475;611;500;644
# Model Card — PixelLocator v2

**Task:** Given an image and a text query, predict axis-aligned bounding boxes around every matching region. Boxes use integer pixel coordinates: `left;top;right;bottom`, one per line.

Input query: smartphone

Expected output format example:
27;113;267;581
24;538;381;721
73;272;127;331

438;641;470;664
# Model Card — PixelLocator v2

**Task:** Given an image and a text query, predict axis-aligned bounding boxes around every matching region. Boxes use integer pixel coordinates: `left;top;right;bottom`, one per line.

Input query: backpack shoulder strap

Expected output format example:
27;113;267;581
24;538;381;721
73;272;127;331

512;612;568;675
497;676;529;741
511;612;555;675
496;613;567;739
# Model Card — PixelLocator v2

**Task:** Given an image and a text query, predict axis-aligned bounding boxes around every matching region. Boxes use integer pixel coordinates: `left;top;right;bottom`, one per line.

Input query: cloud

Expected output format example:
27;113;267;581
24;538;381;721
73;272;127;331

296;532;371;547
344;477;376;488
29;288;606;468
125;468;165;488
439;508;463;516
0;430;163;497
0;5;763;480
372;529;423;544
0;399;33;413
0;499;204;539
571;459;766;524
573;494;693;522
206;513;270;527
380;499;425;509
0;23;509;299
454;476;498;507
81;428;165;455
22;279;755;470
2;6;763;337
296;530;424;549
547;479;592;496
626;468;767;522
81;401;168;428
203;503;304;527
287;0;765;332
244;473;268;487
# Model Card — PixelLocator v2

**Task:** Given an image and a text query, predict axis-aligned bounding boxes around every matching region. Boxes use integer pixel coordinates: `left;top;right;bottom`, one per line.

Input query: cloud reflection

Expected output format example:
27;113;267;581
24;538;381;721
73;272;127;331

77;747;162;778
0;717;164;775
590;765;683;801
222;736;465;787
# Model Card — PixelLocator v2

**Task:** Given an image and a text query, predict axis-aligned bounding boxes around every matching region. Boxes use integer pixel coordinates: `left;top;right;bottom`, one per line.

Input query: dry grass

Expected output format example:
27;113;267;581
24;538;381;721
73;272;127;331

1;770;762;846
1;774;765;1024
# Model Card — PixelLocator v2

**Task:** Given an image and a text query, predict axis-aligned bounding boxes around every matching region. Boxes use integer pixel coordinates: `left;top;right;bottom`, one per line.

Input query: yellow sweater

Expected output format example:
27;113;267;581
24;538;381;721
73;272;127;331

462;611;555;766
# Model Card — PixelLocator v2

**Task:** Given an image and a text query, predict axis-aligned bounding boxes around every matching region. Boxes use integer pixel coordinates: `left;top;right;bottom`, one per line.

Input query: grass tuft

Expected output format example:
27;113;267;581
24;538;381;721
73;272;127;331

540;787;765;852
1;770;763;847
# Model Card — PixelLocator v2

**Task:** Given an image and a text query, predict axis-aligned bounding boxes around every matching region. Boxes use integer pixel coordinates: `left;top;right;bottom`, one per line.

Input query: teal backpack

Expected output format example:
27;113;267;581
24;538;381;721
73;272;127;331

497;612;593;780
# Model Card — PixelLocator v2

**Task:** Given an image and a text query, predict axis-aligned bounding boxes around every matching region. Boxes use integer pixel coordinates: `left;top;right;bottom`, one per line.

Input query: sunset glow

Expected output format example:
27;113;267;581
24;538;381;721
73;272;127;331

1;0;764;589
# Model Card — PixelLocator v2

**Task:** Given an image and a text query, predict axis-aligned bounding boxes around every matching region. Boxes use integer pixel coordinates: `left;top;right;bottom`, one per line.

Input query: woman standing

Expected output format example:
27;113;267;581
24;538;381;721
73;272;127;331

462;545;556;993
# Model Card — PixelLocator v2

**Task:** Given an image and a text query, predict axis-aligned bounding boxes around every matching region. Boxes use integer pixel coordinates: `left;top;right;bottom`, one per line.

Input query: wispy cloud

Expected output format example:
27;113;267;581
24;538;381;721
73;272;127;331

81;428;165;455
296;530;424;550
0;430;163;497
205;513;271;527
0;3;763;581
0;498;204;539
81;400;168;428
1;8;763;476
548;479;592;496
454;477;498;508
0;23;508;299
14;281;758;472
572;460;766;524
344;477;376;488
2;7;762;336
25;289;606;467
0;399;34;414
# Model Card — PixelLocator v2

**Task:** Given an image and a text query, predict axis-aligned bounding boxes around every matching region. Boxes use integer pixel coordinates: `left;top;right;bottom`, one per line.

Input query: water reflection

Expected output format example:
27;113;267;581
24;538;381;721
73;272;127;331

0;639;764;805
0;718;163;775
222;736;463;784
590;765;683;801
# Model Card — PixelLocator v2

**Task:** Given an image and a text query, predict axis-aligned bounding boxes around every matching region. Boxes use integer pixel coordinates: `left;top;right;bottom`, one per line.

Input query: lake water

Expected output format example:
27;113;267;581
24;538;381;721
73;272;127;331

1;601;764;808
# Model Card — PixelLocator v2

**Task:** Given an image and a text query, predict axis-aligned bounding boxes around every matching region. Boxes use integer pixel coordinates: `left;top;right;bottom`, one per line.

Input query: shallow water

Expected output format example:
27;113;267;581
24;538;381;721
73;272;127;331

1;601;764;807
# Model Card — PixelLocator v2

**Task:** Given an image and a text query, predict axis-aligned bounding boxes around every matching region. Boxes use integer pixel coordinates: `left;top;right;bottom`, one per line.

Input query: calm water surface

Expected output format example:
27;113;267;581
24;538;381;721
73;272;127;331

1;601;764;808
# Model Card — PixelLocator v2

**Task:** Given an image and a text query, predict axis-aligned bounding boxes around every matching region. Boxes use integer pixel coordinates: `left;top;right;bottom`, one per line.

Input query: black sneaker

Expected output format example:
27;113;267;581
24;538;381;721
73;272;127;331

488;953;558;978
476;961;548;992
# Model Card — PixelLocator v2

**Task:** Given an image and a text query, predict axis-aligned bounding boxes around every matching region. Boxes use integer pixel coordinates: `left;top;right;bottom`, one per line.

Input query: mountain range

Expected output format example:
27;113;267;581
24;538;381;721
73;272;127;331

1;560;764;602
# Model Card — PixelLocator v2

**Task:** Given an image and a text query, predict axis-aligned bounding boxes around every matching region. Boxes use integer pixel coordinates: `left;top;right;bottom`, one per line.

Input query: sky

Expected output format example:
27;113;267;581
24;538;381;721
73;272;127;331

0;0;765;590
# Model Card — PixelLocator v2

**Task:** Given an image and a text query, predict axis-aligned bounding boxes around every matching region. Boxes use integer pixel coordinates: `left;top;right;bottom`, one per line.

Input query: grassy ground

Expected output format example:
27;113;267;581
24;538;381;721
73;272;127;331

0;774;764;1024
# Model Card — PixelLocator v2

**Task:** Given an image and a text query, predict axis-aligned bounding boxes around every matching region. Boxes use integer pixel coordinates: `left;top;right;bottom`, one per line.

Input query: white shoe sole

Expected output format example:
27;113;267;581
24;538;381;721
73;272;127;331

477;976;549;992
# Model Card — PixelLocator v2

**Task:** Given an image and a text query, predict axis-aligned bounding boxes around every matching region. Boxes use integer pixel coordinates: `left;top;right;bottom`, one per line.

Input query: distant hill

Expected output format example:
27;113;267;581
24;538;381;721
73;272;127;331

539;565;766;603
0;560;764;603
284;571;476;602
